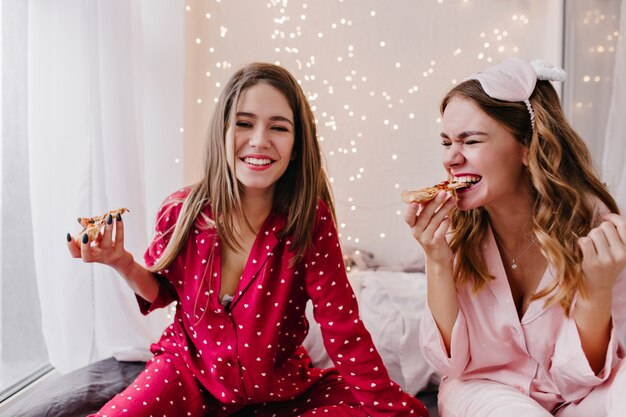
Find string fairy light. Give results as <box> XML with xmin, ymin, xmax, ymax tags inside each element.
<box><xmin>181</xmin><ymin>0</ymin><xmax>613</xmax><ymax>264</ymax></box>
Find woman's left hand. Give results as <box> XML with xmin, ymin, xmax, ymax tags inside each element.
<box><xmin>577</xmin><ymin>213</ymin><xmax>626</xmax><ymax>297</ymax></box>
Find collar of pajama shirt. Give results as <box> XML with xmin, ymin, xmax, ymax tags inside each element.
<box><xmin>453</xmin><ymin>227</ymin><xmax>563</xmax><ymax>404</ymax></box>
<box><xmin>150</xmin><ymin>210</ymin><xmax>323</xmax><ymax>403</ymax></box>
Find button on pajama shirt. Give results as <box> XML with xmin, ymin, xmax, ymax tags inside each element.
<box><xmin>420</xmin><ymin>224</ymin><xmax>626</xmax><ymax>417</ymax></box>
<box><xmin>91</xmin><ymin>188</ymin><xmax>427</xmax><ymax>417</ymax></box>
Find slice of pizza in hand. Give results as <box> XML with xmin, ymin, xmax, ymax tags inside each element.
<box><xmin>401</xmin><ymin>180</ymin><xmax>471</xmax><ymax>204</ymax></box>
<box><xmin>77</xmin><ymin>208</ymin><xmax>130</xmax><ymax>241</ymax></box>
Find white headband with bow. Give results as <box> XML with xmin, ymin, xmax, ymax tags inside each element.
<box><xmin>468</xmin><ymin>57</ymin><xmax>567</xmax><ymax>130</ymax></box>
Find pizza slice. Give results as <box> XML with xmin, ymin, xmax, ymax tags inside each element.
<box><xmin>77</xmin><ymin>208</ymin><xmax>129</xmax><ymax>241</ymax></box>
<box><xmin>401</xmin><ymin>180</ymin><xmax>470</xmax><ymax>204</ymax></box>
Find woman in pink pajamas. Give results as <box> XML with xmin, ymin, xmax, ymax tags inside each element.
<box><xmin>68</xmin><ymin>63</ymin><xmax>427</xmax><ymax>417</ymax></box>
<box><xmin>404</xmin><ymin>57</ymin><xmax>626</xmax><ymax>416</ymax></box>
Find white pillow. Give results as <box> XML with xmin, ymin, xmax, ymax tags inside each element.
<box><xmin>302</xmin><ymin>269</ymin><xmax>439</xmax><ymax>395</ymax></box>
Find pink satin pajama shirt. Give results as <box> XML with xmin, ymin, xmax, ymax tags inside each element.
<box><xmin>93</xmin><ymin>188</ymin><xmax>426</xmax><ymax>417</ymax></box>
<box><xmin>420</xmin><ymin>225</ymin><xmax>626</xmax><ymax>416</ymax></box>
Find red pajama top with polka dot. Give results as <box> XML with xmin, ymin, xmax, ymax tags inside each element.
<box><xmin>138</xmin><ymin>188</ymin><xmax>426</xmax><ymax>416</ymax></box>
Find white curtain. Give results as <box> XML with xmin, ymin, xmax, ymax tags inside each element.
<box><xmin>602</xmin><ymin>1</ymin><xmax>626</xmax><ymax>212</ymax></box>
<box><xmin>28</xmin><ymin>0</ymin><xmax>184</xmax><ymax>373</ymax></box>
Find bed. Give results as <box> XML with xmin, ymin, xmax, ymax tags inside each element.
<box><xmin>2</xmin><ymin>266</ymin><xmax>439</xmax><ymax>416</ymax></box>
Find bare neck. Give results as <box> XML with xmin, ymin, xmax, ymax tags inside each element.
<box><xmin>486</xmin><ymin>192</ymin><xmax>535</xmax><ymax>249</ymax></box>
<box><xmin>237</xmin><ymin>192</ymin><xmax>274</xmax><ymax>234</ymax></box>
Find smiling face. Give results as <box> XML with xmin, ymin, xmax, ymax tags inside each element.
<box><xmin>441</xmin><ymin>96</ymin><xmax>530</xmax><ymax>211</ymax></box>
<box><xmin>227</xmin><ymin>83</ymin><xmax>295</xmax><ymax>199</ymax></box>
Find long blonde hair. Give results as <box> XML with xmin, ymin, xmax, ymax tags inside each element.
<box><xmin>149</xmin><ymin>63</ymin><xmax>335</xmax><ymax>272</ymax></box>
<box><xmin>442</xmin><ymin>79</ymin><xmax>619</xmax><ymax>314</ymax></box>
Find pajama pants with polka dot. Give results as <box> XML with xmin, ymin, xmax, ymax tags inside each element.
<box><xmin>89</xmin><ymin>354</ymin><xmax>225</xmax><ymax>417</ymax></box>
<box><xmin>90</xmin><ymin>354</ymin><xmax>369</xmax><ymax>417</ymax></box>
<box><xmin>238</xmin><ymin>370</ymin><xmax>369</xmax><ymax>417</ymax></box>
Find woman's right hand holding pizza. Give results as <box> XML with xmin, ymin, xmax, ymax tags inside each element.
<box><xmin>403</xmin><ymin>191</ymin><xmax>455</xmax><ymax>266</ymax></box>
<box><xmin>67</xmin><ymin>213</ymin><xmax>159</xmax><ymax>302</ymax></box>
<box><xmin>67</xmin><ymin>213</ymin><xmax>134</xmax><ymax>276</ymax></box>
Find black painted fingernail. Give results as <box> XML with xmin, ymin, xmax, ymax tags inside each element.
<box><xmin>116</xmin><ymin>213</ymin><xmax>122</xmax><ymax>221</ymax></box>
<box><xmin>82</xmin><ymin>234</ymin><xmax>89</xmax><ymax>244</ymax></box>
<box><xmin>107</xmin><ymin>214</ymin><xmax>112</xmax><ymax>225</ymax></box>
<box><xmin>66</xmin><ymin>233</ymin><xmax>72</xmax><ymax>242</ymax></box>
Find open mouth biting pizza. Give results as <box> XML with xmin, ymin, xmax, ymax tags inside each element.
<box><xmin>77</xmin><ymin>208</ymin><xmax>129</xmax><ymax>241</ymax></box>
<box><xmin>401</xmin><ymin>180</ymin><xmax>472</xmax><ymax>204</ymax></box>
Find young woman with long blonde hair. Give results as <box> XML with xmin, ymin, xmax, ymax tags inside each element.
<box><xmin>405</xmin><ymin>58</ymin><xmax>626</xmax><ymax>417</ymax></box>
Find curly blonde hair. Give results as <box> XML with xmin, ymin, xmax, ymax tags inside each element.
<box><xmin>442</xmin><ymin>79</ymin><xmax>619</xmax><ymax>314</ymax></box>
